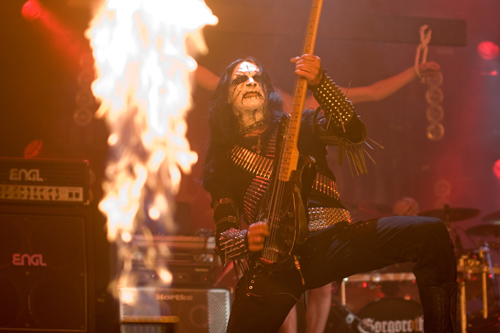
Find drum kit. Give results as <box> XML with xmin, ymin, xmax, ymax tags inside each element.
<box><xmin>326</xmin><ymin>205</ymin><xmax>500</xmax><ymax>333</ymax></box>
<box><xmin>457</xmin><ymin>209</ymin><xmax>500</xmax><ymax>332</ymax></box>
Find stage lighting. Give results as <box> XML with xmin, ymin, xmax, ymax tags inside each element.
<box><xmin>21</xmin><ymin>0</ymin><xmax>43</xmax><ymax>21</ymax></box>
<box><xmin>478</xmin><ymin>41</ymin><xmax>499</xmax><ymax>60</ymax></box>
<box><xmin>494</xmin><ymin>159</ymin><xmax>500</xmax><ymax>180</ymax></box>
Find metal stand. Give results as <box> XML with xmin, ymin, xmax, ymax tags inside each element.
<box><xmin>458</xmin><ymin>244</ymin><xmax>500</xmax><ymax>332</ymax></box>
<box><xmin>458</xmin><ymin>256</ymin><xmax>468</xmax><ymax>333</ymax></box>
<box><xmin>333</xmin><ymin>290</ymin><xmax>374</xmax><ymax>333</ymax></box>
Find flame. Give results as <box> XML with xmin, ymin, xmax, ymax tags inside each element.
<box><xmin>85</xmin><ymin>0</ymin><xmax>217</xmax><ymax>293</ymax></box>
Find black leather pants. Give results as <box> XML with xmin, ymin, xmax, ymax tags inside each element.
<box><xmin>226</xmin><ymin>216</ymin><xmax>456</xmax><ymax>332</ymax></box>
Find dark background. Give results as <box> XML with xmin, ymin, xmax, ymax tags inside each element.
<box><xmin>0</xmin><ymin>0</ymin><xmax>499</xmax><ymax>328</ymax></box>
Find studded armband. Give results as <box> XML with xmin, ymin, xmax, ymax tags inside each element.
<box><xmin>312</xmin><ymin>72</ymin><xmax>355</xmax><ymax>132</ymax></box>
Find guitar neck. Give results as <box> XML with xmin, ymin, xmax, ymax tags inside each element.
<box><xmin>279</xmin><ymin>0</ymin><xmax>323</xmax><ymax>182</ymax></box>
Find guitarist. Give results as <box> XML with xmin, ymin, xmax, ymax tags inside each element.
<box><xmin>202</xmin><ymin>54</ymin><xmax>457</xmax><ymax>333</ymax></box>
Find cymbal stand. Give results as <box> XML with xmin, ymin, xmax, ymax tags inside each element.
<box><xmin>480</xmin><ymin>247</ymin><xmax>490</xmax><ymax>319</ymax></box>
<box><xmin>458</xmin><ymin>255</ymin><xmax>468</xmax><ymax>333</ymax></box>
<box><xmin>340</xmin><ymin>278</ymin><xmax>346</xmax><ymax>305</ymax></box>
<box><xmin>478</xmin><ymin>244</ymin><xmax>500</xmax><ymax>318</ymax></box>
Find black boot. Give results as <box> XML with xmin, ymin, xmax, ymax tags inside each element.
<box><xmin>419</xmin><ymin>282</ymin><xmax>457</xmax><ymax>332</ymax></box>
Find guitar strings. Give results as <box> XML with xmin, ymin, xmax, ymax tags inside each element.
<box><xmin>265</xmin><ymin>146</ymin><xmax>285</xmax><ymax>261</ymax></box>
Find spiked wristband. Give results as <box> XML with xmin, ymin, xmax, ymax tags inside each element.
<box><xmin>218</xmin><ymin>228</ymin><xmax>249</xmax><ymax>261</ymax></box>
<box><xmin>312</xmin><ymin>72</ymin><xmax>355</xmax><ymax>131</ymax></box>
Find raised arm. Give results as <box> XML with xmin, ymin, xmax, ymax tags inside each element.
<box><xmin>345</xmin><ymin>61</ymin><xmax>440</xmax><ymax>104</ymax></box>
<box><xmin>193</xmin><ymin>65</ymin><xmax>220</xmax><ymax>91</ymax></box>
<box><xmin>288</xmin><ymin>61</ymin><xmax>441</xmax><ymax>110</ymax></box>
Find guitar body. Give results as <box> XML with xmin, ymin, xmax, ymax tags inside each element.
<box><xmin>258</xmin><ymin>155</ymin><xmax>316</xmax><ymax>266</ymax></box>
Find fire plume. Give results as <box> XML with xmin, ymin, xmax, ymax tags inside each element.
<box><xmin>85</xmin><ymin>0</ymin><xmax>217</xmax><ymax>292</ymax></box>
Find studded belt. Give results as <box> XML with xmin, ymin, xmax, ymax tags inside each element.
<box><xmin>308</xmin><ymin>207</ymin><xmax>351</xmax><ymax>232</ymax></box>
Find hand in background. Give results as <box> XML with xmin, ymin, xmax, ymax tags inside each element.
<box><xmin>417</xmin><ymin>61</ymin><xmax>441</xmax><ymax>78</ymax></box>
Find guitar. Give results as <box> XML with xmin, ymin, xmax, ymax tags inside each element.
<box><xmin>259</xmin><ymin>0</ymin><xmax>324</xmax><ymax>265</ymax></box>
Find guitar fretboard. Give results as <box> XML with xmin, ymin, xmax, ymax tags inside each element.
<box><xmin>279</xmin><ymin>0</ymin><xmax>324</xmax><ymax>182</ymax></box>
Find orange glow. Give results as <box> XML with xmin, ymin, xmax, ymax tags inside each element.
<box><xmin>86</xmin><ymin>0</ymin><xmax>217</xmax><ymax>292</ymax></box>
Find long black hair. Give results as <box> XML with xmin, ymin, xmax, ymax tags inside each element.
<box><xmin>201</xmin><ymin>57</ymin><xmax>284</xmax><ymax>191</ymax></box>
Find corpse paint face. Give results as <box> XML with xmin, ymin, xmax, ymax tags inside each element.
<box><xmin>228</xmin><ymin>61</ymin><xmax>265</xmax><ymax>127</ymax></box>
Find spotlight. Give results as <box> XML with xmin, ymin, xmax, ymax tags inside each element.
<box><xmin>480</xmin><ymin>70</ymin><xmax>498</xmax><ymax>77</ymax></box>
<box><xmin>21</xmin><ymin>0</ymin><xmax>43</xmax><ymax>21</ymax></box>
<box><xmin>494</xmin><ymin>159</ymin><xmax>500</xmax><ymax>180</ymax></box>
<box><xmin>478</xmin><ymin>41</ymin><xmax>500</xmax><ymax>60</ymax></box>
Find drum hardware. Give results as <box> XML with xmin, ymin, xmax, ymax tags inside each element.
<box><xmin>466</xmin><ymin>307</ymin><xmax>500</xmax><ymax>332</ymax></box>
<box><xmin>466</xmin><ymin>223</ymin><xmax>500</xmax><ymax>238</ymax></box>
<box><xmin>457</xmin><ymin>244</ymin><xmax>500</xmax><ymax>333</ymax></box>
<box><xmin>338</xmin><ymin>269</ymin><xmax>460</xmax><ymax>332</ymax></box>
<box><xmin>356</xmin><ymin>298</ymin><xmax>424</xmax><ymax>333</ymax></box>
<box><xmin>330</xmin><ymin>293</ymin><xmax>375</xmax><ymax>333</ymax></box>
<box><xmin>482</xmin><ymin>210</ymin><xmax>500</xmax><ymax>224</ymax></box>
<box><xmin>451</xmin><ymin>225</ymin><xmax>466</xmax><ymax>253</ymax></box>
<box><xmin>344</xmin><ymin>272</ymin><xmax>416</xmax><ymax>284</ymax></box>
<box><xmin>459</xmin><ymin>277</ymin><xmax>467</xmax><ymax>333</ymax></box>
<box><xmin>419</xmin><ymin>205</ymin><xmax>480</xmax><ymax>221</ymax></box>
<box><xmin>419</xmin><ymin>204</ymin><xmax>480</xmax><ymax>228</ymax></box>
<box><xmin>340</xmin><ymin>276</ymin><xmax>384</xmax><ymax>316</ymax></box>
<box><xmin>458</xmin><ymin>214</ymin><xmax>500</xmax><ymax>331</ymax></box>
<box><xmin>339</xmin><ymin>270</ymin><xmax>419</xmax><ymax>327</ymax></box>
<box><xmin>351</xmin><ymin>200</ymin><xmax>392</xmax><ymax>218</ymax></box>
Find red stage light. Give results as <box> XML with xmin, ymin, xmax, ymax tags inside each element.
<box><xmin>478</xmin><ymin>41</ymin><xmax>500</xmax><ymax>60</ymax></box>
<box><xmin>23</xmin><ymin>139</ymin><xmax>44</xmax><ymax>158</ymax></box>
<box><xmin>480</xmin><ymin>70</ymin><xmax>498</xmax><ymax>76</ymax></box>
<box><xmin>21</xmin><ymin>0</ymin><xmax>43</xmax><ymax>21</ymax></box>
<box><xmin>494</xmin><ymin>159</ymin><xmax>500</xmax><ymax>180</ymax></box>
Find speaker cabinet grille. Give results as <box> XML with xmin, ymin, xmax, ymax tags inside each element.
<box><xmin>0</xmin><ymin>206</ymin><xmax>92</xmax><ymax>332</ymax></box>
<box><xmin>119</xmin><ymin>287</ymin><xmax>231</xmax><ymax>333</ymax></box>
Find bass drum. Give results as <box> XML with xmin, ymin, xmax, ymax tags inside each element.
<box><xmin>324</xmin><ymin>298</ymin><xmax>423</xmax><ymax>333</ymax></box>
<box><xmin>356</xmin><ymin>298</ymin><xmax>423</xmax><ymax>333</ymax></box>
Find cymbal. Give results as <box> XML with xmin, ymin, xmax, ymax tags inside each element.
<box><xmin>482</xmin><ymin>211</ymin><xmax>500</xmax><ymax>224</ymax></box>
<box><xmin>466</xmin><ymin>224</ymin><xmax>500</xmax><ymax>237</ymax></box>
<box><xmin>353</xmin><ymin>200</ymin><xmax>392</xmax><ymax>217</ymax></box>
<box><xmin>419</xmin><ymin>207</ymin><xmax>480</xmax><ymax>222</ymax></box>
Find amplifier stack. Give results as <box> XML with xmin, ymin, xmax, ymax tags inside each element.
<box><xmin>119</xmin><ymin>234</ymin><xmax>231</xmax><ymax>332</ymax></box>
<box><xmin>130</xmin><ymin>234</ymin><xmax>218</xmax><ymax>289</ymax></box>
<box><xmin>0</xmin><ymin>158</ymin><xmax>94</xmax><ymax>332</ymax></box>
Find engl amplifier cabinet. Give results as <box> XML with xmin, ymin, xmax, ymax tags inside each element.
<box><xmin>0</xmin><ymin>158</ymin><xmax>94</xmax><ymax>332</ymax></box>
<box><xmin>0</xmin><ymin>157</ymin><xmax>89</xmax><ymax>205</ymax></box>
<box><xmin>119</xmin><ymin>287</ymin><xmax>231</xmax><ymax>333</ymax></box>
